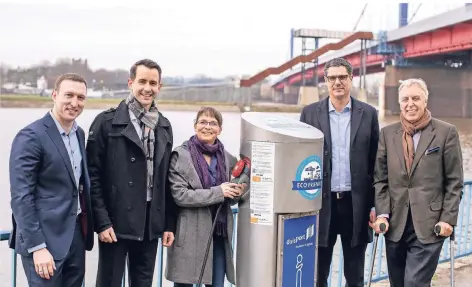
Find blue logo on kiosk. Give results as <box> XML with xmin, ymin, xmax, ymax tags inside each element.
<box><xmin>292</xmin><ymin>155</ymin><xmax>322</xmax><ymax>200</ymax></box>
<box><xmin>282</xmin><ymin>215</ymin><xmax>317</xmax><ymax>287</ymax></box>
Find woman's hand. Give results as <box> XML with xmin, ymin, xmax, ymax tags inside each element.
<box><xmin>237</xmin><ymin>183</ymin><xmax>248</xmax><ymax>193</ymax></box>
<box><xmin>220</xmin><ymin>182</ymin><xmax>241</xmax><ymax>199</ymax></box>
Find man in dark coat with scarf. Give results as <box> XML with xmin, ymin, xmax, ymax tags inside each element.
<box><xmin>86</xmin><ymin>59</ymin><xmax>177</xmax><ymax>286</ymax></box>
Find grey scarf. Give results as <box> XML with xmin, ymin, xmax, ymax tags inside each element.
<box><xmin>125</xmin><ymin>92</ymin><xmax>159</xmax><ymax>200</ymax></box>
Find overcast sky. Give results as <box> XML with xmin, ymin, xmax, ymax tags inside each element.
<box><xmin>0</xmin><ymin>0</ymin><xmax>466</xmax><ymax>77</ymax></box>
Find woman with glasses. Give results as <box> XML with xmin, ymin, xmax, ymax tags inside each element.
<box><xmin>165</xmin><ymin>106</ymin><xmax>245</xmax><ymax>287</ymax></box>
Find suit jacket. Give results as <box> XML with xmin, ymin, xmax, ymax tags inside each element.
<box><xmin>9</xmin><ymin>113</ymin><xmax>94</xmax><ymax>260</ymax></box>
<box><xmin>374</xmin><ymin>118</ymin><xmax>463</xmax><ymax>244</ymax></box>
<box><xmin>300</xmin><ymin>96</ymin><xmax>380</xmax><ymax>247</ymax></box>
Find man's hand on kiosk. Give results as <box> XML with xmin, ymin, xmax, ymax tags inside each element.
<box><xmin>372</xmin><ymin>217</ymin><xmax>389</xmax><ymax>234</ymax></box>
<box><xmin>434</xmin><ymin>221</ymin><xmax>453</xmax><ymax>237</ymax></box>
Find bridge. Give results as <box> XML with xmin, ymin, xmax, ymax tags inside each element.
<box><xmin>240</xmin><ymin>4</ymin><xmax>472</xmax><ymax>118</ymax></box>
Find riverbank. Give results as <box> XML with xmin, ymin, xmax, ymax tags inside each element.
<box><xmin>0</xmin><ymin>95</ymin><xmax>304</xmax><ymax>113</ymax></box>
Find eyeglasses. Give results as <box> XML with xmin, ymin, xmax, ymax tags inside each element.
<box><xmin>326</xmin><ymin>75</ymin><xmax>350</xmax><ymax>83</ymax></box>
<box><xmin>197</xmin><ymin>120</ymin><xmax>219</xmax><ymax>127</ymax></box>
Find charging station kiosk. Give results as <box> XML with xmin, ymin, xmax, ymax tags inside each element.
<box><xmin>235</xmin><ymin>112</ymin><xmax>324</xmax><ymax>287</ymax></box>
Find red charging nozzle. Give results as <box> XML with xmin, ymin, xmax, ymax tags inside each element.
<box><xmin>231</xmin><ymin>159</ymin><xmax>246</xmax><ymax>178</ymax></box>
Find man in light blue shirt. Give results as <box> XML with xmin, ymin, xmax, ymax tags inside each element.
<box><xmin>329</xmin><ymin>99</ymin><xmax>352</xmax><ymax>193</ymax></box>
<box><xmin>300</xmin><ymin>58</ymin><xmax>380</xmax><ymax>287</ymax></box>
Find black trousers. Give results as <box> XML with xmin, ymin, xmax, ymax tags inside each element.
<box><xmin>385</xmin><ymin>209</ymin><xmax>444</xmax><ymax>287</ymax></box>
<box><xmin>317</xmin><ymin>192</ymin><xmax>367</xmax><ymax>287</ymax></box>
<box><xmin>21</xmin><ymin>218</ymin><xmax>86</xmax><ymax>287</ymax></box>
<box><xmin>96</xmin><ymin>202</ymin><xmax>159</xmax><ymax>287</ymax></box>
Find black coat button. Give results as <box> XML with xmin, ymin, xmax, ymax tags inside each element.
<box><xmin>324</xmin><ymin>151</ymin><xmax>329</xmax><ymax>156</ymax></box>
<box><xmin>130</xmin><ymin>157</ymin><xmax>135</xmax><ymax>162</ymax></box>
<box><xmin>128</xmin><ymin>181</ymin><xmax>133</xmax><ymax>187</ymax></box>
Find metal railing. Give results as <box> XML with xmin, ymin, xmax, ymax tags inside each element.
<box><xmin>2</xmin><ymin>180</ymin><xmax>471</xmax><ymax>287</ymax></box>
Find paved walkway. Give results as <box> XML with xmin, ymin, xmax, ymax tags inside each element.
<box><xmin>372</xmin><ymin>256</ymin><xmax>472</xmax><ymax>287</ymax></box>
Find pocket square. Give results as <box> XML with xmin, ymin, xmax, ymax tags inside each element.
<box><xmin>425</xmin><ymin>146</ymin><xmax>440</xmax><ymax>155</ymax></box>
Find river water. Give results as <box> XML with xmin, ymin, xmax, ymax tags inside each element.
<box><xmin>0</xmin><ymin>108</ymin><xmax>471</xmax><ymax>286</ymax></box>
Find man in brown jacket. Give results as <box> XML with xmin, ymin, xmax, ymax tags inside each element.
<box><xmin>373</xmin><ymin>78</ymin><xmax>463</xmax><ymax>286</ymax></box>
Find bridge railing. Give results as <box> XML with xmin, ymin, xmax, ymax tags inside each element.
<box><xmin>2</xmin><ymin>180</ymin><xmax>471</xmax><ymax>287</ymax></box>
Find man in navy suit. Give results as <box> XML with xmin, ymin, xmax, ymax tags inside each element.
<box><xmin>9</xmin><ymin>73</ymin><xmax>94</xmax><ymax>286</ymax></box>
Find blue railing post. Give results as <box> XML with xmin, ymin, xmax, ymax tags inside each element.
<box><xmin>465</xmin><ymin>188</ymin><xmax>472</xmax><ymax>252</ymax></box>
<box><xmin>0</xmin><ymin>230</ymin><xmax>17</xmax><ymax>287</ymax></box>
<box><xmin>11</xmin><ymin>250</ymin><xmax>16</xmax><ymax>287</ymax></box>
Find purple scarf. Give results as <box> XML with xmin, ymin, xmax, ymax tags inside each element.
<box><xmin>187</xmin><ymin>135</ymin><xmax>228</xmax><ymax>237</ymax></box>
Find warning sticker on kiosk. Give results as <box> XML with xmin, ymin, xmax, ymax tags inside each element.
<box><xmin>292</xmin><ymin>155</ymin><xmax>322</xmax><ymax>200</ymax></box>
<box><xmin>250</xmin><ymin>141</ymin><xmax>275</xmax><ymax>225</ymax></box>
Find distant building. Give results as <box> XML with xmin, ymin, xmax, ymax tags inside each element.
<box><xmin>37</xmin><ymin>76</ymin><xmax>47</xmax><ymax>90</ymax></box>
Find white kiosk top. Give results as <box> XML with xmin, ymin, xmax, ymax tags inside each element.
<box><xmin>241</xmin><ymin>112</ymin><xmax>324</xmax><ymax>140</ymax></box>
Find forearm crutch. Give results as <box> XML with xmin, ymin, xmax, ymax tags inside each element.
<box><xmin>434</xmin><ymin>225</ymin><xmax>455</xmax><ymax>287</ymax></box>
<box><xmin>367</xmin><ymin>223</ymin><xmax>386</xmax><ymax>287</ymax></box>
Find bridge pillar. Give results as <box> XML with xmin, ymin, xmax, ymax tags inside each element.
<box><xmin>357</xmin><ymin>88</ymin><xmax>367</xmax><ymax>103</ymax></box>
<box><xmin>298</xmin><ymin>86</ymin><xmax>319</xmax><ymax>106</ymax></box>
<box><xmin>378</xmin><ymin>83</ymin><xmax>386</xmax><ymax>119</ymax></box>
<box><xmin>383</xmin><ymin>66</ymin><xmax>472</xmax><ymax>118</ymax></box>
<box><xmin>283</xmin><ymin>85</ymin><xmax>300</xmax><ymax>105</ymax></box>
